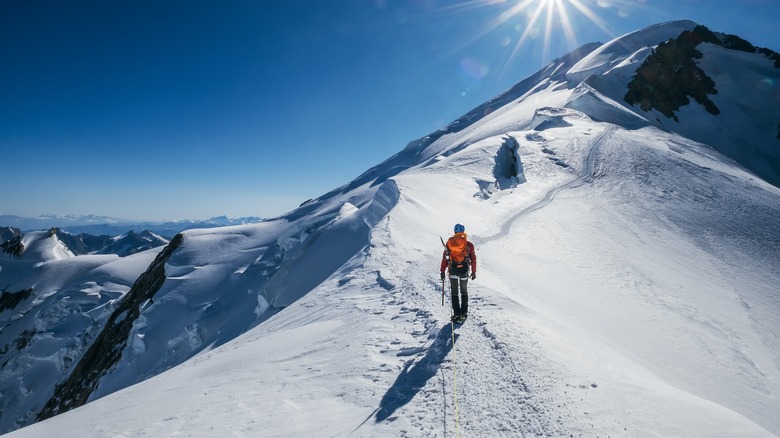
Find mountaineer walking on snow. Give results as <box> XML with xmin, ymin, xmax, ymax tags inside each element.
<box><xmin>440</xmin><ymin>223</ymin><xmax>477</xmax><ymax>323</ymax></box>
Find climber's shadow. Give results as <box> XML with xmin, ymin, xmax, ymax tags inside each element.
<box><xmin>375</xmin><ymin>323</ymin><xmax>458</xmax><ymax>422</ymax></box>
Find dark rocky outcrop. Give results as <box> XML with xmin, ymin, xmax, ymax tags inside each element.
<box><xmin>0</xmin><ymin>227</ymin><xmax>20</xmax><ymax>244</ymax></box>
<box><xmin>0</xmin><ymin>288</ymin><xmax>33</xmax><ymax>312</ymax></box>
<box><xmin>54</xmin><ymin>231</ymin><xmax>114</xmax><ymax>255</ymax></box>
<box><xmin>97</xmin><ymin>230</ymin><xmax>168</xmax><ymax>256</ymax></box>
<box><xmin>1</xmin><ymin>233</ymin><xmax>24</xmax><ymax>258</ymax></box>
<box><xmin>624</xmin><ymin>25</ymin><xmax>720</xmax><ymax>122</ymax></box>
<box><xmin>625</xmin><ymin>25</ymin><xmax>780</xmax><ymax>123</ymax></box>
<box><xmin>757</xmin><ymin>47</ymin><xmax>780</xmax><ymax>68</ymax></box>
<box><xmin>37</xmin><ymin>233</ymin><xmax>184</xmax><ymax>421</ymax></box>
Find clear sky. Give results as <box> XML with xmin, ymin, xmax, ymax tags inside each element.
<box><xmin>1</xmin><ymin>0</ymin><xmax>777</xmax><ymax>221</ymax></box>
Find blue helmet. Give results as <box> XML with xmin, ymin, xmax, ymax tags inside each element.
<box><xmin>454</xmin><ymin>223</ymin><xmax>465</xmax><ymax>233</ymax></box>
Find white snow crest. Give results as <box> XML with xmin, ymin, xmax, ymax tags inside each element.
<box><xmin>4</xmin><ymin>19</ymin><xmax>780</xmax><ymax>438</ymax></box>
<box><xmin>566</xmin><ymin>20</ymin><xmax>697</xmax><ymax>84</ymax></box>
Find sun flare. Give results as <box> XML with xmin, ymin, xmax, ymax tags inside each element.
<box><xmin>493</xmin><ymin>0</ymin><xmax>616</xmax><ymax>83</ymax></box>
<box><xmin>417</xmin><ymin>0</ymin><xmax>634</xmax><ymax>94</ymax></box>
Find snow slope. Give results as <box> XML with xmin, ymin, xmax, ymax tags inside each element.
<box><xmin>0</xmin><ymin>231</ymin><xmax>161</xmax><ymax>432</ymax></box>
<box><xmin>4</xmin><ymin>20</ymin><xmax>780</xmax><ymax>437</ymax></box>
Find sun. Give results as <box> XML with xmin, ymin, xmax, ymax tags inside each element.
<box><xmin>496</xmin><ymin>0</ymin><xmax>615</xmax><ymax>81</ymax></box>
<box><xmin>417</xmin><ymin>0</ymin><xmax>626</xmax><ymax>93</ymax></box>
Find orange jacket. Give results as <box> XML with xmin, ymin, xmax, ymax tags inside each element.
<box><xmin>440</xmin><ymin>241</ymin><xmax>476</xmax><ymax>273</ymax></box>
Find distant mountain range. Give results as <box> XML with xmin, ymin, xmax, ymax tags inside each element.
<box><xmin>0</xmin><ymin>215</ymin><xmax>265</xmax><ymax>238</ymax></box>
<box><xmin>1</xmin><ymin>227</ymin><xmax>169</xmax><ymax>258</ymax></box>
<box><xmin>2</xmin><ymin>21</ymin><xmax>779</xmax><ymax>437</ymax></box>
<box><xmin>1</xmin><ymin>214</ymin><xmax>265</xmax><ymax>258</ymax></box>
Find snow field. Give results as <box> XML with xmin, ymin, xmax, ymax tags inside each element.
<box><xmin>4</xmin><ymin>20</ymin><xmax>780</xmax><ymax>437</ymax></box>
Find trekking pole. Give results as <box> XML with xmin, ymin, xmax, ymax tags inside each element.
<box><xmin>439</xmin><ymin>236</ymin><xmax>448</xmax><ymax>307</ymax></box>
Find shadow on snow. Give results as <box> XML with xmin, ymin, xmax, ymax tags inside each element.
<box><xmin>375</xmin><ymin>323</ymin><xmax>459</xmax><ymax>423</ymax></box>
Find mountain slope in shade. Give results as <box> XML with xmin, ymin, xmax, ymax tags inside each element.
<box><xmin>0</xmin><ymin>230</ymin><xmax>161</xmax><ymax>432</ymax></box>
<box><xmin>2</xmin><ymin>20</ymin><xmax>779</xmax><ymax>437</ymax></box>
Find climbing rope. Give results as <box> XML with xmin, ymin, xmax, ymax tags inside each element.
<box><xmin>448</xmin><ymin>290</ymin><xmax>461</xmax><ymax>437</ymax></box>
<box><xmin>452</xmin><ymin>312</ymin><xmax>460</xmax><ymax>437</ymax></box>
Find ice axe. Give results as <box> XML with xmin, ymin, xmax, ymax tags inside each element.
<box><xmin>439</xmin><ymin>236</ymin><xmax>448</xmax><ymax>306</ymax></box>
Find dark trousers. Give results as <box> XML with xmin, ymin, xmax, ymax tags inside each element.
<box><xmin>450</xmin><ymin>277</ymin><xmax>468</xmax><ymax>316</ymax></box>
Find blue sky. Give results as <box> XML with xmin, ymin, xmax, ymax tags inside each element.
<box><xmin>1</xmin><ymin>0</ymin><xmax>778</xmax><ymax>221</ymax></box>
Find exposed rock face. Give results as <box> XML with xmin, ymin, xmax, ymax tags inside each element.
<box><xmin>624</xmin><ymin>25</ymin><xmax>721</xmax><ymax>122</ymax></box>
<box><xmin>0</xmin><ymin>288</ymin><xmax>33</xmax><ymax>312</ymax></box>
<box><xmin>757</xmin><ymin>47</ymin><xmax>780</xmax><ymax>68</ymax></box>
<box><xmin>0</xmin><ymin>227</ymin><xmax>20</xmax><ymax>244</ymax></box>
<box><xmin>625</xmin><ymin>25</ymin><xmax>780</xmax><ymax>123</ymax></box>
<box><xmin>37</xmin><ymin>233</ymin><xmax>184</xmax><ymax>421</ymax></box>
<box><xmin>623</xmin><ymin>25</ymin><xmax>780</xmax><ymax>187</ymax></box>
<box><xmin>54</xmin><ymin>231</ymin><xmax>114</xmax><ymax>255</ymax></box>
<box><xmin>1</xmin><ymin>233</ymin><xmax>24</xmax><ymax>258</ymax></box>
<box><xmin>97</xmin><ymin>230</ymin><xmax>168</xmax><ymax>256</ymax></box>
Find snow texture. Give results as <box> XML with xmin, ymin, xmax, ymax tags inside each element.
<box><xmin>3</xmin><ymin>20</ymin><xmax>780</xmax><ymax>437</ymax></box>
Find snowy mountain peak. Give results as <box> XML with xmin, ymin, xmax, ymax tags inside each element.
<box><xmin>566</xmin><ymin>20</ymin><xmax>698</xmax><ymax>84</ymax></box>
<box><xmin>15</xmin><ymin>229</ymin><xmax>74</xmax><ymax>262</ymax></box>
<box><xmin>564</xmin><ymin>21</ymin><xmax>780</xmax><ymax>185</ymax></box>
<box><xmin>3</xmin><ymin>21</ymin><xmax>780</xmax><ymax>437</ymax></box>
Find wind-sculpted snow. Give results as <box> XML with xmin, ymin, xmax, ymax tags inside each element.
<box><xmin>16</xmin><ymin>230</ymin><xmax>74</xmax><ymax>262</ymax></box>
<box><xmin>332</xmin><ymin>43</ymin><xmax>601</xmax><ymax>199</ymax></box>
<box><xmin>564</xmin><ymin>20</ymin><xmax>780</xmax><ymax>187</ymax></box>
<box><xmin>38</xmin><ymin>234</ymin><xmax>184</xmax><ymax>421</ymax></box>
<box><xmin>60</xmin><ymin>177</ymin><xmax>403</xmax><ymax>409</ymax></box>
<box><xmin>5</xmin><ymin>20</ymin><xmax>780</xmax><ymax>437</ymax></box>
<box><xmin>0</xmin><ymin>240</ymin><xmax>160</xmax><ymax>433</ymax></box>
<box><xmin>491</xmin><ymin>134</ymin><xmax>525</xmax><ymax>191</ymax></box>
<box><xmin>374</xmin><ymin>323</ymin><xmax>456</xmax><ymax>423</ymax></box>
<box><xmin>566</xmin><ymin>20</ymin><xmax>697</xmax><ymax>84</ymax></box>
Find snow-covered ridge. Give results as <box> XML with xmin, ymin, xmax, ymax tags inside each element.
<box><xmin>0</xmin><ymin>243</ymin><xmax>159</xmax><ymax>432</ymax></box>
<box><xmin>563</xmin><ymin>20</ymin><xmax>780</xmax><ymax>186</ymax></box>
<box><xmin>18</xmin><ymin>230</ymin><xmax>74</xmax><ymax>262</ymax></box>
<box><xmin>566</xmin><ymin>20</ymin><xmax>698</xmax><ymax>83</ymax></box>
<box><xmin>3</xmin><ymin>20</ymin><xmax>780</xmax><ymax>437</ymax></box>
